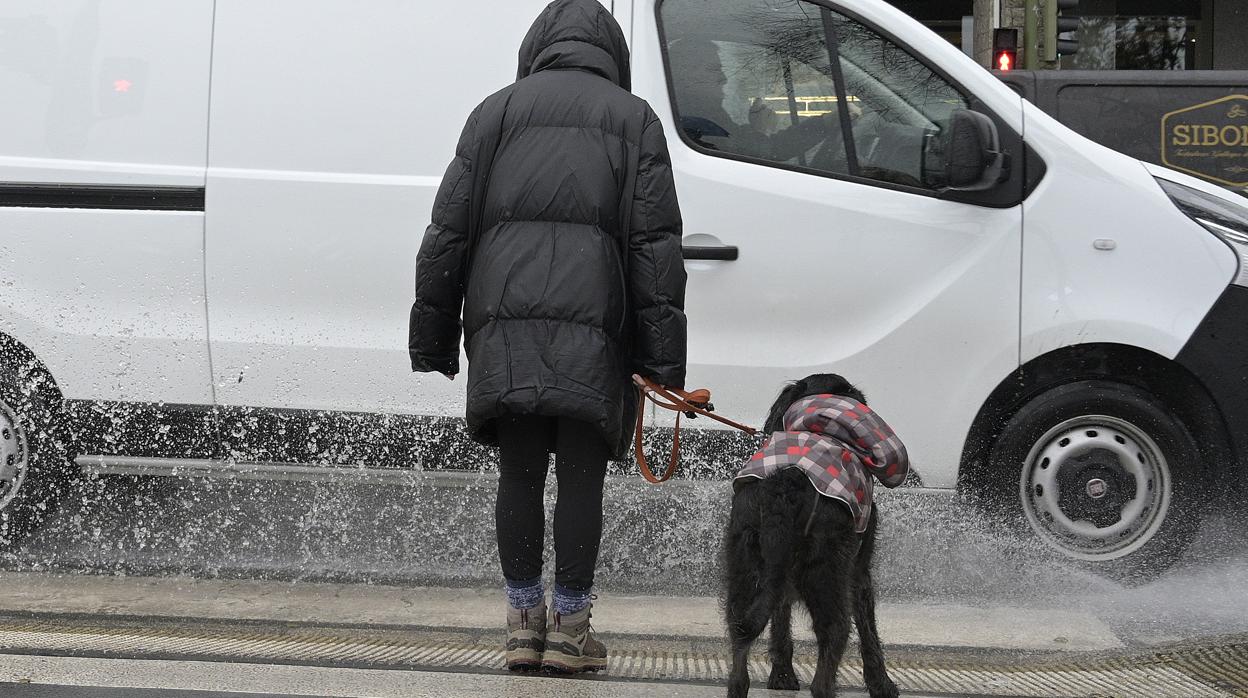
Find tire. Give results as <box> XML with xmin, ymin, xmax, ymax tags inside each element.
<box><xmin>0</xmin><ymin>352</ymin><xmax>74</xmax><ymax>545</ymax></box>
<box><xmin>986</xmin><ymin>380</ymin><xmax>1202</xmax><ymax>583</ymax></box>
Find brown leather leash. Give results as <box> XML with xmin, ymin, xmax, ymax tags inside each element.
<box><xmin>632</xmin><ymin>374</ymin><xmax>759</xmax><ymax>484</ymax></box>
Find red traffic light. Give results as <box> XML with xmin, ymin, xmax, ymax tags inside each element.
<box><xmin>993</xmin><ymin>28</ymin><xmax>1019</xmax><ymax>72</ymax></box>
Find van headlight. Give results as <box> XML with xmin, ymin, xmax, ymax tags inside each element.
<box><xmin>1157</xmin><ymin>177</ymin><xmax>1248</xmax><ymax>287</ymax></box>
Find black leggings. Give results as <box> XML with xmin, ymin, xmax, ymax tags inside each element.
<box><xmin>495</xmin><ymin>415</ymin><xmax>609</xmax><ymax>592</ymax></box>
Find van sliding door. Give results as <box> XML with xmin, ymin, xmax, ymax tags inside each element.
<box><xmin>0</xmin><ymin>1</ymin><xmax>216</xmax><ymax>464</ymax></box>
<box><xmin>203</xmin><ymin>0</ymin><xmax>552</xmax><ymax>468</ymax></box>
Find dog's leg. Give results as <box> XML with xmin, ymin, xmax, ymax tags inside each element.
<box><xmin>854</xmin><ymin>511</ymin><xmax>899</xmax><ymax>698</ymax></box>
<box><xmin>766</xmin><ymin>597</ymin><xmax>799</xmax><ymax>690</ymax></box>
<box><xmin>728</xmin><ymin>625</ymin><xmax>765</xmax><ymax>698</ymax></box>
<box><xmin>724</xmin><ymin>503</ymin><xmax>766</xmax><ymax>698</ymax></box>
<box><xmin>758</xmin><ymin>493</ymin><xmax>799</xmax><ymax>692</ymax></box>
<box><xmin>799</xmin><ymin>540</ymin><xmax>855</xmax><ymax>698</ymax></box>
<box><xmin>726</xmin><ymin>566</ymin><xmax>767</xmax><ymax>698</ymax></box>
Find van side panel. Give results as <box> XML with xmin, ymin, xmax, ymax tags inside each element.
<box><xmin>0</xmin><ymin>1</ymin><xmax>214</xmax><ymax>405</ymax></box>
<box><xmin>204</xmin><ymin>1</ymin><xmax>551</xmax><ymax>415</ymax></box>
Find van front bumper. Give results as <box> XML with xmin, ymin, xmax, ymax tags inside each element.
<box><xmin>1176</xmin><ymin>283</ymin><xmax>1248</xmax><ymax>486</ymax></box>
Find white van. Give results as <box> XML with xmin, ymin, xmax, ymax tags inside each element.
<box><xmin>1</xmin><ymin>0</ymin><xmax>1245</xmax><ymax>579</ymax></box>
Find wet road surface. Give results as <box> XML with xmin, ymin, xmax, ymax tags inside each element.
<box><xmin>3</xmin><ymin>472</ymin><xmax>1245</xmax><ymax>647</ymax></box>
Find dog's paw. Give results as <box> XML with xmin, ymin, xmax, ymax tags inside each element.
<box><xmin>767</xmin><ymin>667</ymin><xmax>800</xmax><ymax>691</ymax></box>
<box><xmin>867</xmin><ymin>677</ymin><xmax>899</xmax><ymax>698</ymax></box>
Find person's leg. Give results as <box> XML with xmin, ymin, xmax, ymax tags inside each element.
<box><xmin>495</xmin><ymin>414</ymin><xmax>553</xmax><ymax>603</ymax></box>
<box><xmin>496</xmin><ymin>414</ymin><xmax>553</xmax><ymax>671</ymax></box>
<box><xmin>551</xmin><ymin>417</ymin><xmax>610</xmax><ymax>612</ymax></box>
<box><xmin>542</xmin><ymin>416</ymin><xmax>610</xmax><ymax>673</ymax></box>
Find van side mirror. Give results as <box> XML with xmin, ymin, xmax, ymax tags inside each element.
<box><xmin>937</xmin><ymin>109</ymin><xmax>1008</xmax><ymax>191</ymax></box>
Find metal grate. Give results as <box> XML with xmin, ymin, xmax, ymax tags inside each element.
<box><xmin>0</xmin><ymin>617</ymin><xmax>1241</xmax><ymax>698</ymax></box>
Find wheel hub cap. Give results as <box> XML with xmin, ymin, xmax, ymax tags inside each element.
<box><xmin>1020</xmin><ymin>415</ymin><xmax>1171</xmax><ymax>562</ymax></box>
<box><xmin>1085</xmin><ymin>478</ymin><xmax>1107</xmax><ymax>499</ymax></box>
<box><xmin>0</xmin><ymin>399</ymin><xmax>28</xmax><ymax>510</ymax></box>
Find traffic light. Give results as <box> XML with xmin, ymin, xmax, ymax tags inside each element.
<box><xmin>993</xmin><ymin>28</ymin><xmax>1018</xmax><ymax>72</ymax></box>
<box><xmin>1043</xmin><ymin>0</ymin><xmax>1081</xmax><ymax>61</ymax></box>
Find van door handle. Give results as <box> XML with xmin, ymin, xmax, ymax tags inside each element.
<box><xmin>682</xmin><ymin>245</ymin><xmax>739</xmax><ymax>261</ymax></box>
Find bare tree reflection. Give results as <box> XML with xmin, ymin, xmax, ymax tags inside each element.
<box><xmin>1071</xmin><ymin>16</ymin><xmax>1191</xmax><ymax>70</ymax></box>
<box><xmin>1117</xmin><ymin>18</ymin><xmax>1188</xmax><ymax>70</ymax></box>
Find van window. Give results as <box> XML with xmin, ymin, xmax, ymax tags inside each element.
<box><xmin>660</xmin><ymin>0</ymin><xmax>970</xmax><ymax>191</ymax></box>
<box><xmin>661</xmin><ymin>0</ymin><xmax>851</xmax><ymax>176</ymax></box>
<box><xmin>829</xmin><ymin>12</ymin><xmax>970</xmax><ymax>188</ymax></box>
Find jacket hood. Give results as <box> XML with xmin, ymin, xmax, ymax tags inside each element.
<box><xmin>734</xmin><ymin>395</ymin><xmax>910</xmax><ymax>534</ymax></box>
<box><xmin>781</xmin><ymin>395</ymin><xmax>910</xmax><ymax>487</ymax></box>
<box><xmin>517</xmin><ymin>0</ymin><xmax>631</xmax><ymax>91</ymax></box>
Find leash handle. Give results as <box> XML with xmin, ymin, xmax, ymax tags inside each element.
<box><xmin>632</xmin><ymin>374</ymin><xmax>758</xmax><ymax>485</ymax></box>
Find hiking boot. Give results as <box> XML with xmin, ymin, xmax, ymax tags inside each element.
<box><xmin>506</xmin><ymin>600</ymin><xmax>547</xmax><ymax>671</ymax></box>
<box><xmin>542</xmin><ymin>605</ymin><xmax>607</xmax><ymax>673</ymax></box>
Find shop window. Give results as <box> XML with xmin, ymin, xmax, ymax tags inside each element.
<box><xmin>1065</xmin><ymin>0</ymin><xmax>1205</xmax><ymax>70</ymax></box>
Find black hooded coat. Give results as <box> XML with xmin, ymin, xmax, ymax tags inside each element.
<box><xmin>408</xmin><ymin>0</ymin><xmax>687</xmax><ymax>459</ymax></box>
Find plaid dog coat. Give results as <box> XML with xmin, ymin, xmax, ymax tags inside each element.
<box><xmin>734</xmin><ymin>394</ymin><xmax>910</xmax><ymax>533</ymax></box>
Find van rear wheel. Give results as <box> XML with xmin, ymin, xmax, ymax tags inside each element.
<box><xmin>987</xmin><ymin>381</ymin><xmax>1202</xmax><ymax>582</ymax></box>
<box><xmin>0</xmin><ymin>357</ymin><xmax>73</xmax><ymax>545</ymax></box>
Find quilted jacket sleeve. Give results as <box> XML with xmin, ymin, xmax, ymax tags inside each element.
<box><xmin>627</xmin><ymin>112</ymin><xmax>687</xmax><ymax>388</ymax></box>
<box><xmin>408</xmin><ymin>106</ymin><xmax>481</xmax><ymax>375</ymax></box>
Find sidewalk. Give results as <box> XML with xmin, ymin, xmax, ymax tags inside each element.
<box><xmin>0</xmin><ymin>571</ymin><xmax>1122</xmax><ymax>652</ymax></box>
<box><xmin>0</xmin><ymin>655</ymin><xmax>909</xmax><ymax>698</ymax></box>
<box><xmin>0</xmin><ymin>572</ymin><xmax>1240</xmax><ymax>697</ymax></box>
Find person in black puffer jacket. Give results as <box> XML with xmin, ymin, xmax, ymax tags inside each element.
<box><xmin>408</xmin><ymin>0</ymin><xmax>686</xmax><ymax>673</ymax></box>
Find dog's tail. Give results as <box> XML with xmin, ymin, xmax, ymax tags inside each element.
<box><xmin>742</xmin><ymin>474</ymin><xmax>804</xmax><ymax>630</ymax></box>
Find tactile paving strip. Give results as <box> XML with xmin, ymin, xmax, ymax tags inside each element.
<box><xmin>0</xmin><ymin>617</ymin><xmax>1242</xmax><ymax>698</ymax></box>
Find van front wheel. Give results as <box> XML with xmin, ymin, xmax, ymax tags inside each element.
<box><xmin>988</xmin><ymin>381</ymin><xmax>1202</xmax><ymax>582</ymax></box>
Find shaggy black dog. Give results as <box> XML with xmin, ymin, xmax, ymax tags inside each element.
<box><xmin>723</xmin><ymin>374</ymin><xmax>899</xmax><ymax>698</ymax></box>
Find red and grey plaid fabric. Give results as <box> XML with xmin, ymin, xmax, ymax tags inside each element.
<box><xmin>734</xmin><ymin>394</ymin><xmax>910</xmax><ymax>533</ymax></box>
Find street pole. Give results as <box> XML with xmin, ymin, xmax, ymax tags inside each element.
<box><xmin>1023</xmin><ymin>0</ymin><xmax>1039</xmax><ymax>69</ymax></box>
<box><xmin>972</xmin><ymin>0</ymin><xmax>995</xmax><ymax>68</ymax></box>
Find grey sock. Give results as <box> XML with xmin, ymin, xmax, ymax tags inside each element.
<box><xmin>505</xmin><ymin>578</ymin><xmax>544</xmax><ymax>610</ymax></box>
<box><xmin>553</xmin><ymin>584</ymin><xmax>592</xmax><ymax>615</ymax></box>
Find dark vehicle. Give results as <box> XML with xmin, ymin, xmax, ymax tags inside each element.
<box><xmin>999</xmin><ymin>70</ymin><xmax>1248</xmax><ymax>196</ymax></box>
